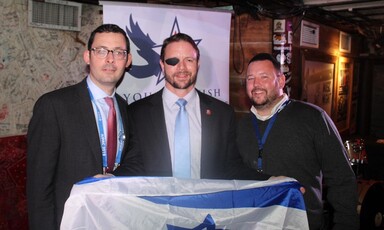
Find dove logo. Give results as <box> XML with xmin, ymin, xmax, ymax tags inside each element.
<box><xmin>125</xmin><ymin>14</ymin><xmax>163</xmax><ymax>83</ymax></box>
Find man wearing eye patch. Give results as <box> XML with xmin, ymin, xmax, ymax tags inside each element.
<box><xmin>126</xmin><ymin>33</ymin><xmax>270</xmax><ymax>180</ymax></box>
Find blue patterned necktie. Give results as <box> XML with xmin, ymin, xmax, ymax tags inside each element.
<box><xmin>174</xmin><ymin>98</ymin><xmax>191</xmax><ymax>178</ymax></box>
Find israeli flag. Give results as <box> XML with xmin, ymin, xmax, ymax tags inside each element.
<box><xmin>61</xmin><ymin>177</ymin><xmax>308</xmax><ymax>229</ymax></box>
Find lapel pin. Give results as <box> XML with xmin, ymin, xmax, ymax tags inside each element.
<box><xmin>206</xmin><ymin>109</ymin><xmax>212</xmax><ymax>116</ymax></box>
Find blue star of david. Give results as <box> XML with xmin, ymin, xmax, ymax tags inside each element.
<box><xmin>126</xmin><ymin>15</ymin><xmax>201</xmax><ymax>85</ymax></box>
<box><xmin>166</xmin><ymin>214</ymin><xmax>223</xmax><ymax>230</ymax></box>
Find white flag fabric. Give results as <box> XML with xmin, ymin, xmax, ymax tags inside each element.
<box><xmin>61</xmin><ymin>177</ymin><xmax>309</xmax><ymax>229</ymax></box>
<box><xmin>100</xmin><ymin>1</ymin><xmax>232</xmax><ymax>104</ymax></box>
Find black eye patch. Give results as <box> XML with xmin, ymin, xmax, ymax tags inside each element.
<box><xmin>165</xmin><ymin>57</ymin><xmax>180</xmax><ymax>66</ymax></box>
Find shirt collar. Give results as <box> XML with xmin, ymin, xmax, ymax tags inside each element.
<box><xmin>86</xmin><ymin>76</ymin><xmax>116</xmax><ymax>100</ymax></box>
<box><xmin>163</xmin><ymin>87</ymin><xmax>197</xmax><ymax>109</ymax></box>
<box><xmin>251</xmin><ymin>93</ymin><xmax>289</xmax><ymax>121</ymax></box>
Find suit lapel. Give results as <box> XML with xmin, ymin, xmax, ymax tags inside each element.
<box><xmin>148</xmin><ymin>90</ymin><xmax>173</xmax><ymax>170</ymax></box>
<box><xmin>197</xmin><ymin>91</ymin><xmax>215</xmax><ymax>173</ymax></box>
<box><xmin>116</xmin><ymin>96</ymin><xmax>128</xmax><ymax>154</ymax></box>
<box><xmin>75</xmin><ymin>79</ymin><xmax>103</xmax><ymax>167</ymax></box>
<box><xmin>149</xmin><ymin>90</ymin><xmax>171</xmax><ymax>152</ymax></box>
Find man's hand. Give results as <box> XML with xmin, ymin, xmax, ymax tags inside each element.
<box><xmin>93</xmin><ymin>173</ymin><xmax>114</xmax><ymax>178</ymax></box>
<box><xmin>268</xmin><ymin>176</ymin><xmax>306</xmax><ymax>194</ymax></box>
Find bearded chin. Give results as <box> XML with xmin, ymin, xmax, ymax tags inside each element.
<box><xmin>251</xmin><ymin>93</ymin><xmax>279</xmax><ymax>110</ymax></box>
<box><xmin>252</xmin><ymin>99</ymin><xmax>269</xmax><ymax>109</ymax></box>
<box><xmin>165</xmin><ymin>74</ymin><xmax>197</xmax><ymax>89</ymax></box>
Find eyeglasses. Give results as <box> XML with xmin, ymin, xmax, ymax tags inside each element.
<box><xmin>90</xmin><ymin>47</ymin><xmax>128</xmax><ymax>60</ymax></box>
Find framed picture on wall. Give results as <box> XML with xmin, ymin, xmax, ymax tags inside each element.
<box><xmin>273</xmin><ymin>19</ymin><xmax>286</xmax><ymax>33</ymax></box>
<box><xmin>335</xmin><ymin>59</ymin><xmax>353</xmax><ymax>132</ymax></box>
<box><xmin>339</xmin><ymin>32</ymin><xmax>351</xmax><ymax>53</ymax></box>
<box><xmin>300</xmin><ymin>20</ymin><xmax>319</xmax><ymax>48</ymax></box>
<box><xmin>301</xmin><ymin>59</ymin><xmax>335</xmax><ymax>117</ymax></box>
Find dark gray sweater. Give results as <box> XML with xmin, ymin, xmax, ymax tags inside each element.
<box><xmin>237</xmin><ymin>100</ymin><xmax>358</xmax><ymax>230</ymax></box>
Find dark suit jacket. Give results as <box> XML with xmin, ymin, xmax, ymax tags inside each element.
<box><xmin>127</xmin><ymin>89</ymin><xmax>270</xmax><ymax>180</ymax></box>
<box><xmin>27</xmin><ymin>78</ymin><xmax>143</xmax><ymax>230</ymax></box>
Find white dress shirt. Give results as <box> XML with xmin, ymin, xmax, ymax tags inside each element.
<box><xmin>86</xmin><ymin>76</ymin><xmax>123</xmax><ymax>156</ymax></box>
<box><xmin>163</xmin><ymin>87</ymin><xmax>202</xmax><ymax>179</ymax></box>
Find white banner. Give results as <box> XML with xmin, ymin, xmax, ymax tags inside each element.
<box><xmin>61</xmin><ymin>177</ymin><xmax>309</xmax><ymax>229</ymax></box>
<box><xmin>101</xmin><ymin>2</ymin><xmax>232</xmax><ymax>104</ymax></box>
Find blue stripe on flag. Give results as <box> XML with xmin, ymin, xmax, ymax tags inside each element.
<box><xmin>76</xmin><ymin>177</ymin><xmax>110</xmax><ymax>184</ymax></box>
<box><xmin>140</xmin><ymin>181</ymin><xmax>305</xmax><ymax>210</ymax></box>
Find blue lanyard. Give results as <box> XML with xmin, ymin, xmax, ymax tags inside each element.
<box><xmin>87</xmin><ymin>87</ymin><xmax>124</xmax><ymax>174</ymax></box>
<box><xmin>251</xmin><ymin>100</ymin><xmax>290</xmax><ymax>172</ymax></box>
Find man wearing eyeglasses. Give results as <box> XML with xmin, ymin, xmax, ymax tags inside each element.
<box><xmin>27</xmin><ymin>24</ymin><xmax>144</xmax><ymax>230</ymax></box>
<box><xmin>125</xmin><ymin>33</ymin><xmax>270</xmax><ymax>181</ymax></box>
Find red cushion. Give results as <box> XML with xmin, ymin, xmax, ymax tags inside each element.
<box><xmin>0</xmin><ymin>135</ymin><xmax>28</xmax><ymax>229</ymax></box>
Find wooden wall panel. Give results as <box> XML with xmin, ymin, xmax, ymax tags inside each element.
<box><xmin>231</xmin><ymin>15</ymin><xmax>272</xmax><ymax>43</ymax></box>
<box><xmin>229</xmin><ymin>14</ymin><xmax>273</xmax><ymax>112</ymax></box>
<box><xmin>228</xmin><ymin>13</ymin><xmax>365</xmax><ymax>135</ymax></box>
